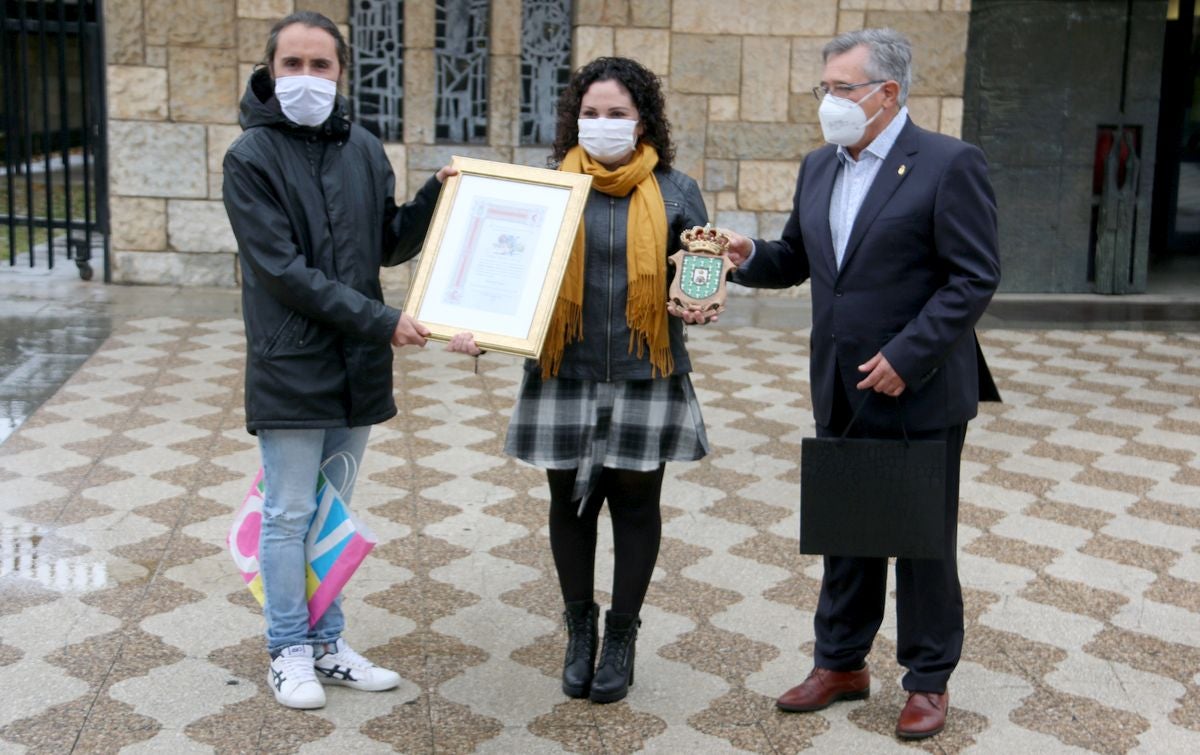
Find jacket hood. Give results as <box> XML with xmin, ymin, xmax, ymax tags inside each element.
<box><xmin>238</xmin><ymin>66</ymin><xmax>351</xmax><ymax>141</ymax></box>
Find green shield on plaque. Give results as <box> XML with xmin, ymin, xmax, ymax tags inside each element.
<box><xmin>680</xmin><ymin>254</ymin><xmax>723</xmax><ymax>299</ymax></box>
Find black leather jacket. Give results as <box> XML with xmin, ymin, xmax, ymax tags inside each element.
<box><xmin>534</xmin><ymin>167</ymin><xmax>709</xmax><ymax>381</ymax></box>
<box><xmin>223</xmin><ymin>68</ymin><xmax>439</xmax><ymax>433</ymax></box>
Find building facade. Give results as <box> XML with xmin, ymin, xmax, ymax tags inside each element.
<box><xmin>102</xmin><ymin>0</ymin><xmax>975</xmax><ymax>288</ymax></box>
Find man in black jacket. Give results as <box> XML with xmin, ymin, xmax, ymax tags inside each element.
<box><xmin>222</xmin><ymin>11</ymin><xmax>453</xmax><ymax>710</ymax></box>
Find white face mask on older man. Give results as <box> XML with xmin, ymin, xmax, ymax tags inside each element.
<box><xmin>817</xmin><ymin>83</ymin><xmax>885</xmax><ymax>147</ymax></box>
<box><xmin>274</xmin><ymin>74</ymin><xmax>337</xmax><ymax>127</ymax></box>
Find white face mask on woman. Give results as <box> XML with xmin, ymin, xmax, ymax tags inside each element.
<box><xmin>817</xmin><ymin>83</ymin><xmax>885</xmax><ymax>147</ymax></box>
<box><xmin>274</xmin><ymin>74</ymin><xmax>338</xmax><ymax>127</ymax></box>
<box><xmin>577</xmin><ymin>117</ymin><xmax>639</xmax><ymax>163</ymax></box>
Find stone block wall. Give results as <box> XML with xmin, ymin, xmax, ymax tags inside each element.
<box><xmin>104</xmin><ymin>0</ymin><xmax>971</xmax><ymax>287</ymax></box>
<box><xmin>583</xmin><ymin>0</ymin><xmax>972</xmax><ymax>241</ymax></box>
<box><xmin>105</xmin><ymin>0</ymin><xmax>346</xmax><ymax>286</ymax></box>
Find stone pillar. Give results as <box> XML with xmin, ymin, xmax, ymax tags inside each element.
<box><xmin>106</xmin><ymin>0</ymin><xmax>267</xmax><ymax>286</ymax></box>
<box><xmin>403</xmin><ymin>1</ymin><xmax>436</xmax><ymax>149</ymax></box>
<box><xmin>489</xmin><ymin>0</ymin><xmax>523</xmax><ymax>152</ymax></box>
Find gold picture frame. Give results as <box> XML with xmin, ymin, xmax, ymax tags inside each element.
<box><xmin>403</xmin><ymin>156</ymin><xmax>592</xmax><ymax>358</ymax></box>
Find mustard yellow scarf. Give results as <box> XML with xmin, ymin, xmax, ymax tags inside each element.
<box><xmin>540</xmin><ymin>143</ymin><xmax>672</xmax><ymax>378</ymax></box>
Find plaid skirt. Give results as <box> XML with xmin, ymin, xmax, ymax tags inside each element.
<box><xmin>504</xmin><ymin>371</ymin><xmax>709</xmax><ymax>506</ymax></box>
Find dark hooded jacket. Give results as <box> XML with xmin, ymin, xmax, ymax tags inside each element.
<box><xmin>223</xmin><ymin>68</ymin><xmax>440</xmax><ymax>433</ymax></box>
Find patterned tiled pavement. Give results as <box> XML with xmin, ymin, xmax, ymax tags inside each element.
<box><xmin>2</xmin><ymin>277</ymin><xmax>1200</xmax><ymax>752</ymax></box>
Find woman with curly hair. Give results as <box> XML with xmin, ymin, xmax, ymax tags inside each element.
<box><xmin>449</xmin><ymin>57</ymin><xmax>711</xmax><ymax>703</ymax></box>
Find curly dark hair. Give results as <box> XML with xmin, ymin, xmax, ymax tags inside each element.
<box><xmin>551</xmin><ymin>57</ymin><xmax>674</xmax><ymax>170</ymax></box>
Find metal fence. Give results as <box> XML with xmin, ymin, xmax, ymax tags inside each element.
<box><xmin>1</xmin><ymin>0</ymin><xmax>108</xmax><ymax>281</ymax></box>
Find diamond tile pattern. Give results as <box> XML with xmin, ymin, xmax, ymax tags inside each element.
<box><xmin>1</xmin><ymin>319</ymin><xmax>1199</xmax><ymax>752</ymax></box>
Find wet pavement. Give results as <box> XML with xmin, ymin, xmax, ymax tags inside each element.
<box><xmin>0</xmin><ymin>267</ymin><xmax>109</xmax><ymax>443</ymax></box>
<box><xmin>1</xmin><ymin>259</ymin><xmax>1199</xmax><ymax>753</ymax></box>
<box><xmin>0</xmin><ymin>259</ymin><xmax>239</xmax><ymax>444</ymax></box>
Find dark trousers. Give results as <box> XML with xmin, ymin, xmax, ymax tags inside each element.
<box><xmin>812</xmin><ymin>374</ymin><xmax>967</xmax><ymax>693</ymax></box>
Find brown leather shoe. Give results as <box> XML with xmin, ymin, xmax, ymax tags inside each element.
<box><xmin>896</xmin><ymin>691</ymin><xmax>948</xmax><ymax>739</ymax></box>
<box><xmin>775</xmin><ymin>666</ymin><xmax>870</xmax><ymax>712</ymax></box>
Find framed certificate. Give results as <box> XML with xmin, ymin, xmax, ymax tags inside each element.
<box><xmin>403</xmin><ymin>156</ymin><xmax>592</xmax><ymax>358</ymax></box>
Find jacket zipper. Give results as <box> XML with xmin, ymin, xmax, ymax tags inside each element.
<box><xmin>314</xmin><ymin>140</ymin><xmax>339</xmax><ymax>279</ymax></box>
<box><xmin>606</xmin><ymin>197</ymin><xmax>615</xmax><ymax>382</ymax></box>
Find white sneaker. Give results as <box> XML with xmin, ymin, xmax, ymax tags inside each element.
<box><xmin>268</xmin><ymin>644</ymin><xmax>326</xmax><ymax>709</ymax></box>
<box><xmin>314</xmin><ymin>639</ymin><xmax>401</xmax><ymax>692</ymax></box>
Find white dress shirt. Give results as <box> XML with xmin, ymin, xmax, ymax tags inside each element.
<box><xmin>829</xmin><ymin>106</ymin><xmax>909</xmax><ymax>269</ymax></box>
<box><xmin>741</xmin><ymin>107</ymin><xmax>910</xmax><ymax>270</ymax></box>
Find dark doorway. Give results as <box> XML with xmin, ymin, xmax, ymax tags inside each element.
<box><xmin>1150</xmin><ymin>0</ymin><xmax>1200</xmax><ymax>290</ymax></box>
<box><xmin>963</xmin><ymin>0</ymin><xmax>1166</xmax><ymax>294</ymax></box>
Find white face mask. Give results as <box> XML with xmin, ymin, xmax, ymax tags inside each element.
<box><xmin>818</xmin><ymin>83</ymin><xmax>885</xmax><ymax>147</ymax></box>
<box><xmin>274</xmin><ymin>74</ymin><xmax>338</xmax><ymax>127</ymax></box>
<box><xmin>577</xmin><ymin>118</ymin><xmax>639</xmax><ymax>163</ymax></box>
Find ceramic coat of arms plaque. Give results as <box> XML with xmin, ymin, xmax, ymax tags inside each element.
<box><xmin>668</xmin><ymin>225</ymin><xmax>736</xmax><ymax>322</ymax></box>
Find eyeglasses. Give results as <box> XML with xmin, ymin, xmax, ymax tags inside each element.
<box><xmin>811</xmin><ymin>80</ymin><xmax>886</xmax><ymax>102</ymax></box>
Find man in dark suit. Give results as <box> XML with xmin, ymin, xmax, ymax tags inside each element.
<box><xmin>725</xmin><ymin>28</ymin><xmax>1000</xmax><ymax>740</ymax></box>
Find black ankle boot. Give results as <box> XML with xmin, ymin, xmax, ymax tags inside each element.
<box><xmin>561</xmin><ymin>601</ymin><xmax>599</xmax><ymax>698</ymax></box>
<box><xmin>589</xmin><ymin>611</ymin><xmax>640</xmax><ymax>703</ymax></box>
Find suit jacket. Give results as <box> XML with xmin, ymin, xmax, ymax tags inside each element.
<box><xmin>733</xmin><ymin>118</ymin><xmax>1001</xmax><ymax>433</ymax></box>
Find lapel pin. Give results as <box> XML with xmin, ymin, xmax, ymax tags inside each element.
<box><xmin>898</xmin><ymin>165</ymin><xmax>907</xmax><ymax>176</ymax></box>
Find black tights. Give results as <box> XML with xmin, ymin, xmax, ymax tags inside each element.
<box><xmin>546</xmin><ymin>465</ymin><xmax>665</xmax><ymax>616</ymax></box>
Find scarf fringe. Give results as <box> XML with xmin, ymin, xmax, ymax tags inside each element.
<box><xmin>540</xmin><ymin>300</ymin><xmax>583</xmax><ymax>379</ymax></box>
<box><xmin>626</xmin><ymin>271</ymin><xmax>673</xmax><ymax>377</ymax></box>
<box><xmin>626</xmin><ymin>332</ymin><xmax>675</xmax><ymax>378</ymax></box>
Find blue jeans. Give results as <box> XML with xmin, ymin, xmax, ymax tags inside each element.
<box><xmin>257</xmin><ymin>426</ymin><xmax>370</xmax><ymax>653</ymax></box>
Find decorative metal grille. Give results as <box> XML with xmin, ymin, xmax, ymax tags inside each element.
<box><xmin>520</xmin><ymin>0</ymin><xmax>572</xmax><ymax>145</ymax></box>
<box><xmin>435</xmin><ymin>0</ymin><xmax>489</xmax><ymax>143</ymax></box>
<box><xmin>351</xmin><ymin>0</ymin><xmax>404</xmax><ymax>141</ymax></box>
